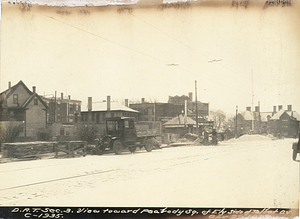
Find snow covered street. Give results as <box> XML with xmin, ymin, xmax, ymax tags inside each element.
<box><xmin>0</xmin><ymin>136</ymin><xmax>298</xmax><ymax>209</ymax></box>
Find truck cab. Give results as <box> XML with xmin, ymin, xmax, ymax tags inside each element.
<box><xmin>106</xmin><ymin>117</ymin><xmax>137</xmax><ymax>145</ymax></box>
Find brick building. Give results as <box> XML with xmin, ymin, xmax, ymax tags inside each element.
<box><xmin>269</xmin><ymin>105</ymin><xmax>300</xmax><ymax>137</ymax></box>
<box><xmin>42</xmin><ymin>93</ymin><xmax>81</xmax><ymax>124</ymax></box>
<box><xmin>237</xmin><ymin>105</ymin><xmax>300</xmax><ymax>137</ymax></box>
<box><xmin>129</xmin><ymin>93</ymin><xmax>209</xmax><ymax>123</ymax></box>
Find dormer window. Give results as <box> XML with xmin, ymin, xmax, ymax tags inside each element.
<box><xmin>13</xmin><ymin>94</ymin><xmax>18</xmax><ymax>104</ymax></box>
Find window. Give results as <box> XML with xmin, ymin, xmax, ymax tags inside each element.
<box><xmin>13</xmin><ymin>94</ymin><xmax>18</xmax><ymax>104</ymax></box>
<box><xmin>129</xmin><ymin>120</ymin><xmax>134</xmax><ymax>129</ymax></box>
<box><xmin>34</xmin><ymin>99</ymin><xmax>38</xmax><ymax>105</ymax></box>
<box><xmin>60</xmin><ymin>128</ymin><xmax>64</xmax><ymax>135</ymax></box>
<box><xmin>125</xmin><ymin>120</ymin><xmax>129</xmax><ymax>129</ymax></box>
<box><xmin>111</xmin><ymin>113</ymin><xmax>115</xmax><ymax>117</ymax></box>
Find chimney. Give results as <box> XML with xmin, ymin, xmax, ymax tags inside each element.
<box><xmin>255</xmin><ymin>106</ymin><xmax>259</xmax><ymax>112</ymax></box>
<box><xmin>278</xmin><ymin>105</ymin><xmax>283</xmax><ymax>111</ymax></box>
<box><xmin>246</xmin><ymin>106</ymin><xmax>251</xmax><ymax>111</ymax></box>
<box><xmin>288</xmin><ymin>105</ymin><xmax>292</xmax><ymax>111</ymax></box>
<box><xmin>68</xmin><ymin>95</ymin><xmax>71</xmax><ymax>100</ymax></box>
<box><xmin>61</xmin><ymin>93</ymin><xmax>63</xmax><ymax>100</ymax></box>
<box><xmin>125</xmin><ymin>99</ymin><xmax>129</xmax><ymax>107</ymax></box>
<box><xmin>32</xmin><ymin>86</ymin><xmax>36</xmax><ymax>93</ymax></box>
<box><xmin>273</xmin><ymin>106</ymin><xmax>277</xmax><ymax>113</ymax></box>
<box><xmin>107</xmin><ymin>96</ymin><xmax>111</xmax><ymax>111</ymax></box>
<box><xmin>188</xmin><ymin>92</ymin><xmax>193</xmax><ymax>102</ymax></box>
<box><xmin>88</xmin><ymin>97</ymin><xmax>92</xmax><ymax>123</ymax></box>
<box><xmin>8</xmin><ymin>81</ymin><xmax>11</xmax><ymax>89</ymax></box>
<box><xmin>88</xmin><ymin>97</ymin><xmax>92</xmax><ymax>111</ymax></box>
<box><xmin>141</xmin><ymin>98</ymin><xmax>145</xmax><ymax>103</ymax></box>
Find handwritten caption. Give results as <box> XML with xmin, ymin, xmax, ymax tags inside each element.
<box><xmin>11</xmin><ymin>207</ymin><xmax>293</xmax><ymax>218</ymax></box>
<box><xmin>231</xmin><ymin>0</ymin><xmax>291</xmax><ymax>9</ymax></box>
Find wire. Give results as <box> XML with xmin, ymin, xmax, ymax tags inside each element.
<box><xmin>34</xmin><ymin>11</ymin><xmax>240</xmax><ymax>91</ymax></box>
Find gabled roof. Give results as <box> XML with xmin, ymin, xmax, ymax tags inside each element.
<box><xmin>164</xmin><ymin>114</ymin><xmax>196</xmax><ymax>126</ymax></box>
<box><xmin>22</xmin><ymin>93</ymin><xmax>49</xmax><ymax>109</ymax></box>
<box><xmin>82</xmin><ymin>102</ymin><xmax>138</xmax><ymax>113</ymax></box>
<box><xmin>0</xmin><ymin>81</ymin><xmax>32</xmax><ymax>104</ymax></box>
<box><xmin>287</xmin><ymin>111</ymin><xmax>300</xmax><ymax>121</ymax></box>
<box><xmin>270</xmin><ymin>109</ymin><xmax>286</xmax><ymax>120</ymax></box>
<box><xmin>242</xmin><ymin>110</ymin><xmax>256</xmax><ymax>121</ymax></box>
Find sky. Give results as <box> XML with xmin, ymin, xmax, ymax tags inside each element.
<box><xmin>1</xmin><ymin>0</ymin><xmax>300</xmax><ymax>115</ymax></box>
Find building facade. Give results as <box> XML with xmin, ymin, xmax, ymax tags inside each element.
<box><xmin>0</xmin><ymin>81</ymin><xmax>48</xmax><ymax>138</ymax></box>
<box><xmin>129</xmin><ymin>93</ymin><xmax>209</xmax><ymax>123</ymax></box>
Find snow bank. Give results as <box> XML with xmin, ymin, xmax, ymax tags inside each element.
<box><xmin>227</xmin><ymin>134</ymin><xmax>272</xmax><ymax>143</ymax></box>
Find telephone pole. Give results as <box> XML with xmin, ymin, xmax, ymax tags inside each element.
<box><xmin>235</xmin><ymin>105</ymin><xmax>238</xmax><ymax>138</ymax></box>
<box><xmin>195</xmin><ymin>80</ymin><xmax>198</xmax><ymax>135</ymax></box>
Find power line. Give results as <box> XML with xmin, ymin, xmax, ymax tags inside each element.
<box><xmin>35</xmin><ymin>12</ymin><xmax>239</xmax><ymax>91</ymax></box>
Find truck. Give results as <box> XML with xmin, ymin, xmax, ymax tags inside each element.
<box><xmin>95</xmin><ymin>117</ymin><xmax>160</xmax><ymax>155</ymax></box>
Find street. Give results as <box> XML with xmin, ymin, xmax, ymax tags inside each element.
<box><xmin>0</xmin><ymin>135</ymin><xmax>298</xmax><ymax>209</ymax></box>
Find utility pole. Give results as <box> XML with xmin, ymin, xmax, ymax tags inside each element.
<box><xmin>251</xmin><ymin>69</ymin><xmax>254</xmax><ymax>132</ymax></box>
<box><xmin>54</xmin><ymin>91</ymin><xmax>57</xmax><ymax>122</ymax></box>
<box><xmin>195</xmin><ymin>80</ymin><xmax>198</xmax><ymax>135</ymax></box>
<box><xmin>258</xmin><ymin>101</ymin><xmax>261</xmax><ymax>134</ymax></box>
<box><xmin>235</xmin><ymin>105</ymin><xmax>238</xmax><ymax>138</ymax></box>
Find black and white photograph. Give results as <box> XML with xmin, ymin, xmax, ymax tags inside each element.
<box><xmin>0</xmin><ymin>0</ymin><xmax>299</xmax><ymax>218</ymax></box>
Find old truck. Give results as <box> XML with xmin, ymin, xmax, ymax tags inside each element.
<box><xmin>95</xmin><ymin>117</ymin><xmax>160</xmax><ymax>155</ymax></box>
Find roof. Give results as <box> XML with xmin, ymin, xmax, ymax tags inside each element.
<box><xmin>0</xmin><ymin>80</ymin><xmax>32</xmax><ymax>104</ymax></box>
<box><xmin>270</xmin><ymin>109</ymin><xmax>286</xmax><ymax>120</ymax></box>
<box><xmin>260</xmin><ymin>112</ymin><xmax>273</xmax><ymax>122</ymax></box>
<box><xmin>242</xmin><ymin>110</ymin><xmax>256</xmax><ymax>121</ymax></box>
<box><xmin>22</xmin><ymin>93</ymin><xmax>49</xmax><ymax>109</ymax></box>
<box><xmin>164</xmin><ymin>114</ymin><xmax>196</xmax><ymax>126</ymax></box>
<box><xmin>82</xmin><ymin>102</ymin><xmax>138</xmax><ymax>113</ymax></box>
<box><xmin>287</xmin><ymin>111</ymin><xmax>300</xmax><ymax>121</ymax></box>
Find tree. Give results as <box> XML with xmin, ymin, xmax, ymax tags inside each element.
<box><xmin>1</xmin><ymin>123</ymin><xmax>24</xmax><ymax>143</ymax></box>
<box><xmin>74</xmin><ymin>124</ymin><xmax>102</xmax><ymax>144</ymax></box>
<box><xmin>209</xmin><ymin>110</ymin><xmax>227</xmax><ymax>132</ymax></box>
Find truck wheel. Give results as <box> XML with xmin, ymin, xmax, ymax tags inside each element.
<box><xmin>293</xmin><ymin>150</ymin><xmax>297</xmax><ymax>161</ymax></box>
<box><xmin>113</xmin><ymin>140</ymin><xmax>123</xmax><ymax>155</ymax></box>
<box><xmin>145</xmin><ymin>139</ymin><xmax>153</xmax><ymax>152</ymax></box>
<box><xmin>128</xmin><ymin>146</ymin><xmax>136</xmax><ymax>153</ymax></box>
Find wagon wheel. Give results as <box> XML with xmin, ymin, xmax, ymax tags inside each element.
<box><xmin>128</xmin><ymin>146</ymin><xmax>136</xmax><ymax>153</ymax></box>
<box><xmin>293</xmin><ymin>150</ymin><xmax>297</xmax><ymax>161</ymax></box>
<box><xmin>113</xmin><ymin>140</ymin><xmax>123</xmax><ymax>155</ymax></box>
<box><xmin>145</xmin><ymin>138</ymin><xmax>153</xmax><ymax>152</ymax></box>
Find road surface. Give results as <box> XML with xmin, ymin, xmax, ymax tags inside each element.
<box><xmin>0</xmin><ymin>135</ymin><xmax>298</xmax><ymax>209</ymax></box>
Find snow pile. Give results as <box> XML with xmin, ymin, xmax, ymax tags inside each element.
<box><xmin>227</xmin><ymin>135</ymin><xmax>272</xmax><ymax>143</ymax></box>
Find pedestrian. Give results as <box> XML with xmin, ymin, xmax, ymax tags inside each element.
<box><xmin>212</xmin><ymin>129</ymin><xmax>217</xmax><ymax>145</ymax></box>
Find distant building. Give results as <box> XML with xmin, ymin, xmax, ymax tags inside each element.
<box><xmin>163</xmin><ymin>114</ymin><xmax>196</xmax><ymax>135</ymax></box>
<box><xmin>168</xmin><ymin>93</ymin><xmax>209</xmax><ymax>120</ymax></box>
<box><xmin>129</xmin><ymin>93</ymin><xmax>209</xmax><ymax>122</ymax></box>
<box><xmin>237</xmin><ymin>105</ymin><xmax>300</xmax><ymax>137</ymax></box>
<box><xmin>0</xmin><ymin>80</ymin><xmax>48</xmax><ymax>138</ymax></box>
<box><xmin>41</xmin><ymin>93</ymin><xmax>82</xmax><ymax>124</ymax></box>
<box><xmin>269</xmin><ymin>105</ymin><xmax>300</xmax><ymax>137</ymax></box>
<box><xmin>129</xmin><ymin>98</ymin><xmax>183</xmax><ymax>122</ymax></box>
<box><xmin>81</xmin><ymin>96</ymin><xmax>139</xmax><ymax>124</ymax></box>
<box><xmin>41</xmin><ymin>93</ymin><xmax>82</xmax><ymax>138</ymax></box>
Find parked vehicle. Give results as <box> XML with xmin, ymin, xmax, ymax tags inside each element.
<box><xmin>292</xmin><ymin>123</ymin><xmax>300</xmax><ymax>161</ymax></box>
<box><xmin>95</xmin><ymin>117</ymin><xmax>160</xmax><ymax>155</ymax></box>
